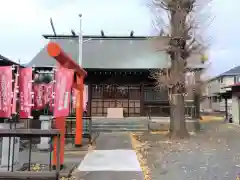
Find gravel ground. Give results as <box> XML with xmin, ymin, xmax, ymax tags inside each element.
<box><xmin>132</xmin><ymin>122</ymin><xmax>240</xmax><ymax>180</ymax></box>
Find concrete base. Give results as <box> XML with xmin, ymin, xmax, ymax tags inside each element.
<box><xmin>77</xmin><ymin>150</ymin><xmax>141</xmax><ymax>171</ymax></box>
<box><xmin>149</xmin><ymin>117</ymin><xmax>200</xmax><ymax>132</ymax></box>
<box><xmin>0</xmin><ymin>123</ymin><xmax>22</xmax><ymax>168</ymax></box>
<box><xmin>37</xmin><ymin>116</ymin><xmax>52</xmax><ymax>151</ymax></box>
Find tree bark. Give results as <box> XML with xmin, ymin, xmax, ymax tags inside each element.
<box><xmin>169</xmin><ymin>93</ymin><xmax>189</xmax><ymax>138</ymax></box>
<box><xmin>168</xmin><ymin>51</ymin><xmax>189</xmax><ymax>138</ymax></box>
<box><xmin>167</xmin><ymin>4</ymin><xmax>189</xmax><ymax>138</ymax></box>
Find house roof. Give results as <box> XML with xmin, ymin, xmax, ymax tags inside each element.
<box><xmin>27</xmin><ymin>35</ymin><xmax>205</xmax><ymax>69</ymax></box>
<box><xmin>42</xmin><ymin>34</ymin><xmax>150</xmax><ymax>40</ymax></box>
<box><xmin>208</xmin><ymin>65</ymin><xmax>240</xmax><ymax>82</ymax></box>
<box><xmin>0</xmin><ymin>54</ymin><xmax>20</xmax><ymax>66</ymax></box>
<box><xmin>220</xmin><ymin>65</ymin><xmax>240</xmax><ymax>76</ymax></box>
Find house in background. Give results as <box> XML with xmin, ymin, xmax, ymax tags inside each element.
<box><xmin>201</xmin><ymin>65</ymin><xmax>240</xmax><ymax>112</ymax></box>
<box><xmin>0</xmin><ymin>54</ymin><xmax>20</xmax><ymax>66</ymax></box>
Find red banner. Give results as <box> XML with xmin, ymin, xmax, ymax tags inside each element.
<box><xmin>53</xmin><ymin>68</ymin><xmax>74</xmax><ymax>118</ymax></box>
<box><xmin>33</xmin><ymin>84</ymin><xmax>44</xmax><ymax>110</ymax></box>
<box><xmin>0</xmin><ymin>66</ymin><xmax>12</xmax><ymax>118</ymax></box>
<box><xmin>44</xmin><ymin>82</ymin><xmax>54</xmax><ymax>111</ymax></box>
<box><xmin>72</xmin><ymin>88</ymin><xmax>78</xmax><ymax>110</ymax></box>
<box><xmin>19</xmin><ymin>68</ymin><xmax>33</xmax><ymax>118</ymax></box>
<box><xmin>11</xmin><ymin>66</ymin><xmax>19</xmax><ymax>114</ymax></box>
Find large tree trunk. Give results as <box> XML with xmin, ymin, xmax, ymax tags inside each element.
<box><xmin>167</xmin><ymin>6</ymin><xmax>189</xmax><ymax>138</ymax></box>
<box><xmin>169</xmin><ymin>93</ymin><xmax>189</xmax><ymax>138</ymax></box>
<box><xmin>168</xmin><ymin>50</ymin><xmax>189</xmax><ymax>138</ymax></box>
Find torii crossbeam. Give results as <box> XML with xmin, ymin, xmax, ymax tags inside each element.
<box><xmin>47</xmin><ymin>42</ymin><xmax>87</xmax><ymax>167</ymax></box>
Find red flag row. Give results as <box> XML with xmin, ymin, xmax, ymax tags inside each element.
<box><xmin>0</xmin><ymin>66</ymin><xmax>75</xmax><ymax>119</ymax></box>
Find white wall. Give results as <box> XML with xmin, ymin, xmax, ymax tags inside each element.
<box><xmin>232</xmin><ymin>96</ymin><xmax>239</xmax><ymax>124</ymax></box>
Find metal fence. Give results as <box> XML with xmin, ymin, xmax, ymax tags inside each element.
<box><xmin>51</xmin><ymin>116</ymin><xmax>92</xmax><ymax>144</ymax></box>
<box><xmin>146</xmin><ymin>105</ymin><xmax>197</xmax><ymax>118</ymax></box>
<box><xmin>0</xmin><ymin>119</ymin><xmax>61</xmax><ymax>180</ymax></box>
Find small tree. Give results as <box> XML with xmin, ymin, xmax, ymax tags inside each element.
<box><xmin>150</xmin><ymin>0</ymin><xmax>211</xmax><ymax>138</ymax></box>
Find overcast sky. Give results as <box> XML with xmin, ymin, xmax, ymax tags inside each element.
<box><xmin>0</xmin><ymin>0</ymin><xmax>239</xmax><ymax>77</ymax></box>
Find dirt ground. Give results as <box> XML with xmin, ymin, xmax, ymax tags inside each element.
<box><xmin>132</xmin><ymin>121</ymin><xmax>240</xmax><ymax>180</ymax></box>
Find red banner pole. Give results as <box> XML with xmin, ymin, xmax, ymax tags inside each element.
<box><xmin>52</xmin><ymin>116</ymin><xmax>65</xmax><ymax>169</ymax></box>
<box><xmin>75</xmin><ymin>75</ymin><xmax>83</xmax><ymax>146</ymax></box>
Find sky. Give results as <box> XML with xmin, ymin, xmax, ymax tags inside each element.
<box><xmin>0</xmin><ymin>0</ymin><xmax>239</xmax><ymax>78</ymax></box>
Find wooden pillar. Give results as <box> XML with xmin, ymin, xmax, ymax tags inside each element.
<box><xmin>140</xmin><ymin>84</ymin><xmax>144</xmax><ymax>116</ymax></box>
<box><xmin>128</xmin><ymin>85</ymin><xmax>130</xmax><ymax>117</ymax></box>
<box><xmin>75</xmin><ymin>75</ymin><xmax>83</xmax><ymax>147</ymax></box>
<box><xmin>193</xmin><ymin>70</ymin><xmax>201</xmax><ymax>119</ymax></box>
<box><xmin>224</xmin><ymin>96</ymin><xmax>228</xmax><ymax>120</ymax></box>
<box><xmin>102</xmin><ymin>84</ymin><xmax>104</xmax><ymax>116</ymax></box>
<box><xmin>52</xmin><ymin>116</ymin><xmax>65</xmax><ymax>169</ymax></box>
<box><xmin>193</xmin><ymin>93</ymin><xmax>200</xmax><ymax>119</ymax></box>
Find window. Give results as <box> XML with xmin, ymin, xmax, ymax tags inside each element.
<box><xmin>234</xmin><ymin>76</ymin><xmax>240</xmax><ymax>83</ymax></box>
<box><xmin>212</xmin><ymin>96</ymin><xmax>218</xmax><ymax>103</ymax></box>
<box><xmin>144</xmin><ymin>87</ymin><xmax>168</xmax><ymax>102</ymax></box>
<box><xmin>219</xmin><ymin>77</ymin><xmax>223</xmax><ymax>83</ymax></box>
<box><xmin>185</xmin><ymin>72</ymin><xmax>195</xmax><ymax>85</ymax></box>
<box><xmin>218</xmin><ymin>96</ymin><xmax>222</xmax><ymax>102</ymax></box>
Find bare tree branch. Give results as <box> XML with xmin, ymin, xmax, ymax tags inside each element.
<box><xmin>150</xmin><ymin>0</ymin><xmax>211</xmax><ymax>93</ymax></box>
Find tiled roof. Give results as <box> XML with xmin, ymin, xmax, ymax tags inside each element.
<box><xmin>220</xmin><ymin>65</ymin><xmax>240</xmax><ymax>76</ymax></box>
<box><xmin>27</xmin><ymin>36</ymin><xmax>205</xmax><ymax>69</ymax></box>
<box><xmin>0</xmin><ymin>54</ymin><xmax>20</xmax><ymax>66</ymax></box>
<box><xmin>209</xmin><ymin>65</ymin><xmax>240</xmax><ymax>82</ymax></box>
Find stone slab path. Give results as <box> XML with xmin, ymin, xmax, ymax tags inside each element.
<box><xmin>75</xmin><ymin>132</ymin><xmax>144</xmax><ymax>180</ymax></box>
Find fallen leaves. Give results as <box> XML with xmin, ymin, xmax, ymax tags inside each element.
<box><xmin>131</xmin><ymin>133</ymin><xmax>151</xmax><ymax>180</ymax></box>
<box><xmin>130</xmin><ymin>122</ymin><xmax>240</xmax><ymax>179</ymax></box>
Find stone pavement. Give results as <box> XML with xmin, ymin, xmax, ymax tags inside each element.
<box><xmin>134</xmin><ymin>121</ymin><xmax>240</xmax><ymax>180</ymax></box>
<box><xmin>75</xmin><ymin>132</ymin><xmax>144</xmax><ymax>180</ymax></box>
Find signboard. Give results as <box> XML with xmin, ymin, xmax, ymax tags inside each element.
<box><xmin>19</xmin><ymin>68</ymin><xmax>33</xmax><ymax>118</ymax></box>
<box><xmin>53</xmin><ymin>68</ymin><xmax>74</xmax><ymax>117</ymax></box>
<box><xmin>0</xmin><ymin>66</ymin><xmax>12</xmax><ymax>118</ymax></box>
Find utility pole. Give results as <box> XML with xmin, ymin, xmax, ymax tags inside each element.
<box><xmin>78</xmin><ymin>14</ymin><xmax>83</xmax><ymax>65</ymax></box>
<box><xmin>75</xmin><ymin>13</ymin><xmax>84</xmax><ymax>147</ymax></box>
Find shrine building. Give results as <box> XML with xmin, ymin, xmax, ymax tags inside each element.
<box><xmin>27</xmin><ymin>34</ymin><xmax>205</xmax><ymax>117</ymax></box>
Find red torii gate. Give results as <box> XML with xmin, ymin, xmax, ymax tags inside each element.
<box><xmin>47</xmin><ymin>42</ymin><xmax>87</xmax><ymax>167</ymax></box>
